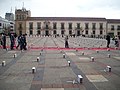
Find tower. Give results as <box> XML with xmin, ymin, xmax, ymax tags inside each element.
<box><xmin>15</xmin><ymin>6</ymin><xmax>31</xmax><ymax>35</ymax></box>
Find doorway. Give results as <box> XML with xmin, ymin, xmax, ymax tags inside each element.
<box><xmin>45</xmin><ymin>30</ymin><xmax>49</xmax><ymax>36</ymax></box>
<box><xmin>77</xmin><ymin>30</ymin><xmax>80</xmax><ymax>36</ymax></box>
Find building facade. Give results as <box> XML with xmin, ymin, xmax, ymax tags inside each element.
<box><xmin>26</xmin><ymin>17</ymin><xmax>107</xmax><ymax>38</ymax></box>
<box><xmin>5</xmin><ymin>13</ymin><xmax>14</xmax><ymax>21</ymax></box>
<box><xmin>0</xmin><ymin>16</ymin><xmax>10</xmax><ymax>34</ymax></box>
<box><xmin>15</xmin><ymin>8</ymin><xmax>120</xmax><ymax>38</ymax></box>
<box><xmin>107</xmin><ymin>19</ymin><xmax>120</xmax><ymax>37</ymax></box>
<box><xmin>15</xmin><ymin>8</ymin><xmax>31</xmax><ymax>35</ymax></box>
<box><xmin>5</xmin><ymin>13</ymin><xmax>15</xmax><ymax>33</ymax></box>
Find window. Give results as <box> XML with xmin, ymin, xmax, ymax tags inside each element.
<box><xmin>92</xmin><ymin>23</ymin><xmax>96</xmax><ymax>30</ymax></box>
<box><xmin>19</xmin><ymin>23</ymin><xmax>22</xmax><ymax>29</ymax></box>
<box><xmin>46</xmin><ymin>24</ymin><xmax>49</xmax><ymax>29</ymax></box>
<box><xmin>86</xmin><ymin>30</ymin><xmax>88</xmax><ymax>34</ymax></box>
<box><xmin>53</xmin><ymin>23</ymin><xmax>57</xmax><ymax>29</ymax></box>
<box><xmin>61</xmin><ymin>23</ymin><xmax>65</xmax><ymax>29</ymax></box>
<box><xmin>30</xmin><ymin>30</ymin><xmax>33</xmax><ymax>35</ymax></box>
<box><xmin>11</xmin><ymin>26</ymin><xmax>13</xmax><ymax>28</ymax></box>
<box><xmin>85</xmin><ymin>23</ymin><xmax>89</xmax><ymax>29</ymax></box>
<box><xmin>16</xmin><ymin>15</ymin><xmax>18</xmax><ymax>20</ymax></box>
<box><xmin>29</xmin><ymin>22</ymin><xmax>33</xmax><ymax>29</ymax></box>
<box><xmin>69</xmin><ymin>30</ymin><xmax>72</xmax><ymax>35</ymax></box>
<box><xmin>3</xmin><ymin>23</ymin><xmax>4</xmax><ymax>28</ymax></box>
<box><xmin>111</xmin><ymin>25</ymin><xmax>114</xmax><ymax>30</ymax></box>
<box><xmin>117</xmin><ymin>25</ymin><xmax>120</xmax><ymax>30</ymax></box>
<box><xmin>100</xmin><ymin>30</ymin><xmax>103</xmax><ymax>35</ymax></box>
<box><xmin>37</xmin><ymin>30</ymin><xmax>41</xmax><ymax>34</ymax></box>
<box><xmin>19</xmin><ymin>31</ymin><xmax>22</xmax><ymax>35</ymax></box>
<box><xmin>68</xmin><ymin>23</ymin><xmax>72</xmax><ymax>29</ymax></box>
<box><xmin>19</xmin><ymin>15</ymin><xmax>21</xmax><ymax>20</ymax></box>
<box><xmin>22</xmin><ymin>15</ymin><xmax>24</xmax><ymax>20</ymax></box>
<box><xmin>53</xmin><ymin>30</ymin><xmax>56</xmax><ymax>34</ymax></box>
<box><xmin>93</xmin><ymin>31</ymin><xmax>95</xmax><ymax>34</ymax></box>
<box><xmin>100</xmin><ymin>23</ymin><xmax>103</xmax><ymax>30</ymax></box>
<box><xmin>37</xmin><ymin>22</ymin><xmax>41</xmax><ymax>29</ymax></box>
<box><xmin>77</xmin><ymin>30</ymin><xmax>80</xmax><ymax>36</ymax></box>
<box><xmin>0</xmin><ymin>23</ymin><xmax>1</xmax><ymax>26</ymax></box>
<box><xmin>118</xmin><ymin>32</ymin><xmax>120</xmax><ymax>35</ymax></box>
<box><xmin>10</xmin><ymin>22</ymin><xmax>13</xmax><ymax>24</ymax></box>
<box><xmin>77</xmin><ymin>23</ymin><xmax>80</xmax><ymax>29</ymax></box>
<box><xmin>61</xmin><ymin>30</ymin><xmax>64</xmax><ymax>34</ymax></box>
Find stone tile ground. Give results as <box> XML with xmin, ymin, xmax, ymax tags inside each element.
<box><xmin>0</xmin><ymin>36</ymin><xmax>120</xmax><ymax>90</ymax></box>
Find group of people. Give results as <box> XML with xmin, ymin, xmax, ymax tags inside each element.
<box><xmin>1</xmin><ymin>33</ymin><xmax>120</xmax><ymax>49</ymax></box>
<box><xmin>106</xmin><ymin>34</ymin><xmax>120</xmax><ymax>48</ymax></box>
<box><xmin>16</xmin><ymin>34</ymin><xmax>27</xmax><ymax>50</ymax></box>
<box><xmin>0</xmin><ymin>33</ymin><xmax>27</xmax><ymax>51</ymax></box>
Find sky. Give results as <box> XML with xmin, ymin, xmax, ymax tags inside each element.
<box><xmin>0</xmin><ymin>0</ymin><xmax>120</xmax><ymax>19</ymax></box>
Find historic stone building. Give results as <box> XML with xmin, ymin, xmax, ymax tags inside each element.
<box><xmin>15</xmin><ymin>7</ymin><xmax>31</xmax><ymax>35</ymax></box>
<box><xmin>0</xmin><ymin>16</ymin><xmax>10</xmax><ymax>34</ymax></box>
<box><xmin>15</xmin><ymin>8</ymin><xmax>120</xmax><ymax>38</ymax></box>
<box><xmin>107</xmin><ymin>19</ymin><xmax>120</xmax><ymax>37</ymax></box>
<box><xmin>26</xmin><ymin>17</ymin><xmax>107</xmax><ymax>38</ymax></box>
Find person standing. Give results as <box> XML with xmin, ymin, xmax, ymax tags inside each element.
<box><xmin>118</xmin><ymin>35</ymin><xmax>120</xmax><ymax>49</ymax></box>
<box><xmin>1</xmin><ymin>33</ymin><xmax>6</xmax><ymax>49</ymax></box>
<box><xmin>106</xmin><ymin>34</ymin><xmax>111</xmax><ymax>48</ymax></box>
<box><xmin>65</xmin><ymin>36</ymin><xmax>69</xmax><ymax>48</ymax></box>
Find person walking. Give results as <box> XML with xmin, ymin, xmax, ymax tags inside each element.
<box><xmin>23</xmin><ymin>34</ymin><xmax>27</xmax><ymax>50</ymax></box>
<box><xmin>106</xmin><ymin>34</ymin><xmax>111</xmax><ymax>48</ymax></box>
<box><xmin>10</xmin><ymin>34</ymin><xmax>15</xmax><ymax>50</ymax></box>
<box><xmin>16</xmin><ymin>35</ymin><xmax>21</xmax><ymax>49</ymax></box>
<box><xmin>20</xmin><ymin>34</ymin><xmax>27</xmax><ymax>51</ymax></box>
<box><xmin>114</xmin><ymin>35</ymin><xmax>119</xmax><ymax>47</ymax></box>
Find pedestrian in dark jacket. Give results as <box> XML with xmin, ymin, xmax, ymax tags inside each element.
<box><xmin>106</xmin><ymin>35</ymin><xmax>110</xmax><ymax>48</ymax></box>
<box><xmin>16</xmin><ymin>35</ymin><xmax>21</xmax><ymax>49</ymax></box>
<box><xmin>1</xmin><ymin>33</ymin><xmax>6</xmax><ymax>49</ymax></box>
<box><xmin>10</xmin><ymin>34</ymin><xmax>15</xmax><ymax>50</ymax></box>
<box><xmin>23</xmin><ymin>34</ymin><xmax>27</xmax><ymax>50</ymax></box>
<box><xmin>65</xmin><ymin>36</ymin><xmax>69</xmax><ymax>48</ymax></box>
<box><xmin>20</xmin><ymin>34</ymin><xmax>27</xmax><ymax>51</ymax></box>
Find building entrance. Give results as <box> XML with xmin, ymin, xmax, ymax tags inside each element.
<box><xmin>45</xmin><ymin>30</ymin><xmax>49</xmax><ymax>36</ymax></box>
<box><xmin>77</xmin><ymin>30</ymin><xmax>80</xmax><ymax>36</ymax></box>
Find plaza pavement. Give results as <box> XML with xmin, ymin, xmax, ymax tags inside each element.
<box><xmin>0</xmin><ymin>36</ymin><xmax>120</xmax><ymax>90</ymax></box>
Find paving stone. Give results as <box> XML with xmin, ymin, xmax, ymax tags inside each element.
<box><xmin>0</xmin><ymin>37</ymin><xmax>120</xmax><ymax>90</ymax></box>
<box><xmin>41</xmin><ymin>88</ymin><xmax>64</xmax><ymax>90</ymax></box>
<box><xmin>86</xmin><ymin>75</ymin><xmax>108</xmax><ymax>82</ymax></box>
<box><xmin>65</xmin><ymin>53</ymin><xmax>76</xmax><ymax>56</ymax></box>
